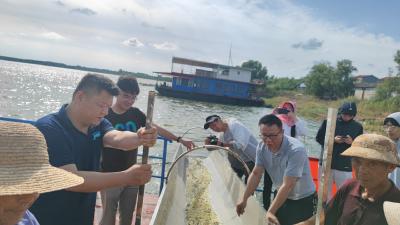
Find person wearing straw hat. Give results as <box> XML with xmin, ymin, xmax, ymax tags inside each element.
<box><xmin>384</xmin><ymin>201</ymin><xmax>400</xmax><ymax>225</ymax></box>
<box><xmin>29</xmin><ymin>74</ymin><xmax>156</xmax><ymax>225</ymax></box>
<box><xmin>0</xmin><ymin>122</ymin><xmax>84</xmax><ymax>225</ymax></box>
<box><xmin>384</xmin><ymin>112</ymin><xmax>400</xmax><ymax>187</ymax></box>
<box><xmin>296</xmin><ymin>134</ymin><xmax>400</xmax><ymax>225</ymax></box>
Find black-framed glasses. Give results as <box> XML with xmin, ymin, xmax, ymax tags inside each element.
<box><xmin>259</xmin><ymin>131</ymin><xmax>281</xmax><ymax>140</ymax></box>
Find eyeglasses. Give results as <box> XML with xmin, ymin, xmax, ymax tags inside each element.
<box><xmin>259</xmin><ymin>131</ymin><xmax>281</xmax><ymax>140</ymax></box>
<box><xmin>384</xmin><ymin>124</ymin><xmax>398</xmax><ymax>130</ymax></box>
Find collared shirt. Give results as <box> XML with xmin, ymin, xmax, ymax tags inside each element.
<box><xmin>219</xmin><ymin>118</ymin><xmax>258</xmax><ymax>168</ymax></box>
<box><xmin>325</xmin><ymin>179</ymin><xmax>400</xmax><ymax>225</ymax></box>
<box><xmin>255</xmin><ymin>135</ymin><xmax>315</xmax><ymax>200</ymax></box>
<box><xmin>389</xmin><ymin>139</ymin><xmax>400</xmax><ymax>187</ymax></box>
<box><xmin>16</xmin><ymin>211</ymin><xmax>40</xmax><ymax>225</ymax></box>
<box><xmin>30</xmin><ymin>105</ymin><xmax>114</xmax><ymax>225</ymax></box>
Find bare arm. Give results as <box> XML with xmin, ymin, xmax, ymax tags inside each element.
<box><xmin>236</xmin><ymin>165</ymin><xmax>264</xmax><ymax>215</ymax></box>
<box><xmin>154</xmin><ymin>124</ymin><xmax>194</xmax><ymax>149</ymax></box>
<box><xmin>103</xmin><ymin>127</ymin><xmax>157</xmax><ymax>151</ymax></box>
<box><xmin>60</xmin><ymin>163</ymin><xmax>152</xmax><ymax>192</ymax></box>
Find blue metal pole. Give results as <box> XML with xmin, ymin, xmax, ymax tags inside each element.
<box><xmin>159</xmin><ymin>137</ymin><xmax>170</xmax><ymax>194</ymax></box>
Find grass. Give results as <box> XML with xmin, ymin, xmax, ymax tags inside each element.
<box><xmin>263</xmin><ymin>91</ymin><xmax>393</xmax><ymax>134</ymax></box>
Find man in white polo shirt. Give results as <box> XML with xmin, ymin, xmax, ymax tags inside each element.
<box><xmin>237</xmin><ymin>114</ymin><xmax>315</xmax><ymax>225</ymax></box>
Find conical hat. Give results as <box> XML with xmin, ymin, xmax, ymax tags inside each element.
<box><xmin>0</xmin><ymin>122</ymin><xmax>83</xmax><ymax>195</ymax></box>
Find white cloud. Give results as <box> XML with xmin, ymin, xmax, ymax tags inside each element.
<box><xmin>152</xmin><ymin>42</ymin><xmax>178</xmax><ymax>51</ymax></box>
<box><xmin>122</xmin><ymin>37</ymin><xmax>144</xmax><ymax>47</ymax></box>
<box><xmin>0</xmin><ymin>0</ymin><xmax>399</xmax><ymax>77</ymax></box>
<box><xmin>40</xmin><ymin>32</ymin><xmax>66</xmax><ymax>40</ymax></box>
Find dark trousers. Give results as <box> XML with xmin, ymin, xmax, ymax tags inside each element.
<box><xmin>231</xmin><ymin>161</ymin><xmax>273</xmax><ymax>210</ymax></box>
<box><xmin>275</xmin><ymin>193</ymin><xmax>316</xmax><ymax>225</ymax></box>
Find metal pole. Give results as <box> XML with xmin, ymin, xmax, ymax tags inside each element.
<box><xmin>315</xmin><ymin>108</ymin><xmax>337</xmax><ymax>225</ymax></box>
<box><xmin>135</xmin><ymin>91</ymin><xmax>156</xmax><ymax>225</ymax></box>
<box><xmin>159</xmin><ymin>138</ymin><xmax>169</xmax><ymax>194</ymax></box>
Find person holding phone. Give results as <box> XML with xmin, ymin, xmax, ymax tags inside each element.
<box><xmin>316</xmin><ymin>102</ymin><xmax>363</xmax><ymax>199</ymax></box>
<box><xmin>273</xmin><ymin>101</ymin><xmax>308</xmax><ymax>139</ymax></box>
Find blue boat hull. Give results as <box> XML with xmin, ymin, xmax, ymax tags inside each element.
<box><xmin>155</xmin><ymin>85</ymin><xmax>265</xmax><ymax>107</ymax></box>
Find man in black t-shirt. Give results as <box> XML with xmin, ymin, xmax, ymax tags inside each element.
<box><xmin>100</xmin><ymin>76</ymin><xmax>194</xmax><ymax>225</ymax></box>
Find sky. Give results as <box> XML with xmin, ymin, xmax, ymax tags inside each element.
<box><xmin>0</xmin><ymin>0</ymin><xmax>399</xmax><ymax>78</ymax></box>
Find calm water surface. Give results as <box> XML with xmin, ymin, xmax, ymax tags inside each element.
<box><xmin>0</xmin><ymin>60</ymin><xmax>322</xmax><ymax>193</ymax></box>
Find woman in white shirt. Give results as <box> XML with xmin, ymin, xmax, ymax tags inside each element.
<box><xmin>273</xmin><ymin>101</ymin><xmax>307</xmax><ymax>139</ymax></box>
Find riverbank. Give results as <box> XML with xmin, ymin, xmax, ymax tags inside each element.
<box><xmin>264</xmin><ymin>92</ymin><xmax>388</xmax><ymax>134</ymax></box>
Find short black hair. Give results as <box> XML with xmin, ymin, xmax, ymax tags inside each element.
<box><xmin>73</xmin><ymin>73</ymin><xmax>119</xmax><ymax>97</ymax></box>
<box><xmin>117</xmin><ymin>76</ymin><xmax>140</xmax><ymax>95</ymax></box>
<box><xmin>258</xmin><ymin>114</ymin><xmax>282</xmax><ymax>128</ymax></box>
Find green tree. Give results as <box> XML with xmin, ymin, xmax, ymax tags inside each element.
<box><xmin>241</xmin><ymin>60</ymin><xmax>268</xmax><ymax>80</ymax></box>
<box><xmin>335</xmin><ymin>59</ymin><xmax>357</xmax><ymax>97</ymax></box>
<box><xmin>305</xmin><ymin>60</ymin><xmax>357</xmax><ymax>99</ymax></box>
<box><xmin>395</xmin><ymin>50</ymin><xmax>400</xmax><ymax>75</ymax></box>
<box><xmin>375</xmin><ymin>76</ymin><xmax>400</xmax><ymax>100</ymax></box>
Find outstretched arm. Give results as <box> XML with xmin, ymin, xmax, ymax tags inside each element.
<box><xmin>61</xmin><ymin>163</ymin><xmax>152</xmax><ymax>192</ymax></box>
<box><xmin>103</xmin><ymin>127</ymin><xmax>157</xmax><ymax>150</ymax></box>
<box><xmin>154</xmin><ymin>124</ymin><xmax>195</xmax><ymax>150</ymax></box>
<box><xmin>236</xmin><ymin>165</ymin><xmax>264</xmax><ymax>216</ymax></box>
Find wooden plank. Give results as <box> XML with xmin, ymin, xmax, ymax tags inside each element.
<box><xmin>315</xmin><ymin>108</ymin><xmax>337</xmax><ymax>225</ymax></box>
<box><xmin>135</xmin><ymin>91</ymin><xmax>156</xmax><ymax>225</ymax></box>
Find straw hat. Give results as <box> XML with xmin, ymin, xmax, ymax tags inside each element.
<box><xmin>384</xmin><ymin>201</ymin><xmax>400</xmax><ymax>225</ymax></box>
<box><xmin>0</xmin><ymin>122</ymin><xmax>84</xmax><ymax>195</ymax></box>
<box><xmin>341</xmin><ymin>134</ymin><xmax>400</xmax><ymax>165</ymax></box>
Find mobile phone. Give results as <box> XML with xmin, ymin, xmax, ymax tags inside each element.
<box><xmin>276</xmin><ymin>108</ymin><xmax>290</xmax><ymax>115</ymax></box>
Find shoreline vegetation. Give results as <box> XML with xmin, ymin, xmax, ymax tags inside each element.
<box><xmin>264</xmin><ymin>91</ymin><xmax>392</xmax><ymax>134</ymax></box>
<box><xmin>0</xmin><ymin>55</ymin><xmax>171</xmax><ymax>82</ymax></box>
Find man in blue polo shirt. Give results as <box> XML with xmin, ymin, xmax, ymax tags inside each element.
<box><xmin>237</xmin><ymin>114</ymin><xmax>315</xmax><ymax>225</ymax></box>
<box><xmin>30</xmin><ymin>74</ymin><xmax>157</xmax><ymax>225</ymax></box>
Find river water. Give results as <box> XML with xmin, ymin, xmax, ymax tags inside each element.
<box><xmin>0</xmin><ymin>60</ymin><xmax>322</xmax><ymax>193</ymax></box>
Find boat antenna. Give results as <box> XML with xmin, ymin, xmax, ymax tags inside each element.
<box><xmin>228</xmin><ymin>43</ymin><xmax>233</xmax><ymax>66</ymax></box>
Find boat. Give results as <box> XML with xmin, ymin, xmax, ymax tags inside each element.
<box><xmin>154</xmin><ymin>57</ymin><xmax>265</xmax><ymax>107</ymax></box>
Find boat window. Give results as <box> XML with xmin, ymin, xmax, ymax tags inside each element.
<box><xmin>222</xmin><ymin>69</ymin><xmax>229</xmax><ymax>76</ymax></box>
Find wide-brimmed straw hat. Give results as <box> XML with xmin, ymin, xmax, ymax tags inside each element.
<box><xmin>384</xmin><ymin>201</ymin><xmax>400</xmax><ymax>225</ymax></box>
<box><xmin>0</xmin><ymin>122</ymin><xmax>84</xmax><ymax>196</ymax></box>
<box><xmin>341</xmin><ymin>134</ymin><xmax>400</xmax><ymax>166</ymax></box>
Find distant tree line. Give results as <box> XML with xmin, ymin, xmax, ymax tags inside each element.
<box><xmin>0</xmin><ymin>55</ymin><xmax>171</xmax><ymax>82</ymax></box>
<box><xmin>241</xmin><ymin>50</ymin><xmax>400</xmax><ymax>100</ymax></box>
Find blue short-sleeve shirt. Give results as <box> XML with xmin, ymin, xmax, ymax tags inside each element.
<box><xmin>30</xmin><ymin>105</ymin><xmax>114</xmax><ymax>225</ymax></box>
<box><xmin>256</xmin><ymin>135</ymin><xmax>315</xmax><ymax>200</ymax></box>
<box><xmin>16</xmin><ymin>210</ymin><xmax>40</xmax><ymax>225</ymax></box>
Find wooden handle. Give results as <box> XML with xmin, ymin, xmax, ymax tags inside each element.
<box><xmin>135</xmin><ymin>91</ymin><xmax>156</xmax><ymax>225</ymax></box>
<box><xmin>315</xmin><ymin>108</ymin><xmax>337</xmax><ymax>225</ymax></box>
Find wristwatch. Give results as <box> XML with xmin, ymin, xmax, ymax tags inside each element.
<box><xmin>176</xmin><ymin>136</ymin><xmax>182</xmax><ymax>143</ymax></box>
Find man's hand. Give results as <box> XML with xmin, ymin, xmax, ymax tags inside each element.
<box><xmin>343</xmin><ymin>135</ymin><xmax>353</xmax><ymax>145</ymax></box>
<box><xmin>137</xmin><ymin>126</ymin><xmax>157</xmax><ymax>147</ymax></box>
<box><xmin>124</xmin><ymin>164</ymin><xmax>152</xmax><ymax>186</ymax></box>
<box><xmin>180</xmin><ymin>138</ymin><xmax>195</xmax><ymax>150</ymax></box>
<box><xmin>236</xmin><ymin>200</ymin><xmax>247</xmax><ymax>216</ymax></box>
<box><xmin>204</xmin><ymin>137</ymin><xmax>211</xmax><ymax>145</ymax></box>
<box><xmin>266</xmin><ymin>211</ymin><xmax>280</xmax><ymax>225</ymax></box>
<box><xmin>334</xmin><ymin>135</ymin><xmax>344</xmax><ymax>144</ymax></box>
